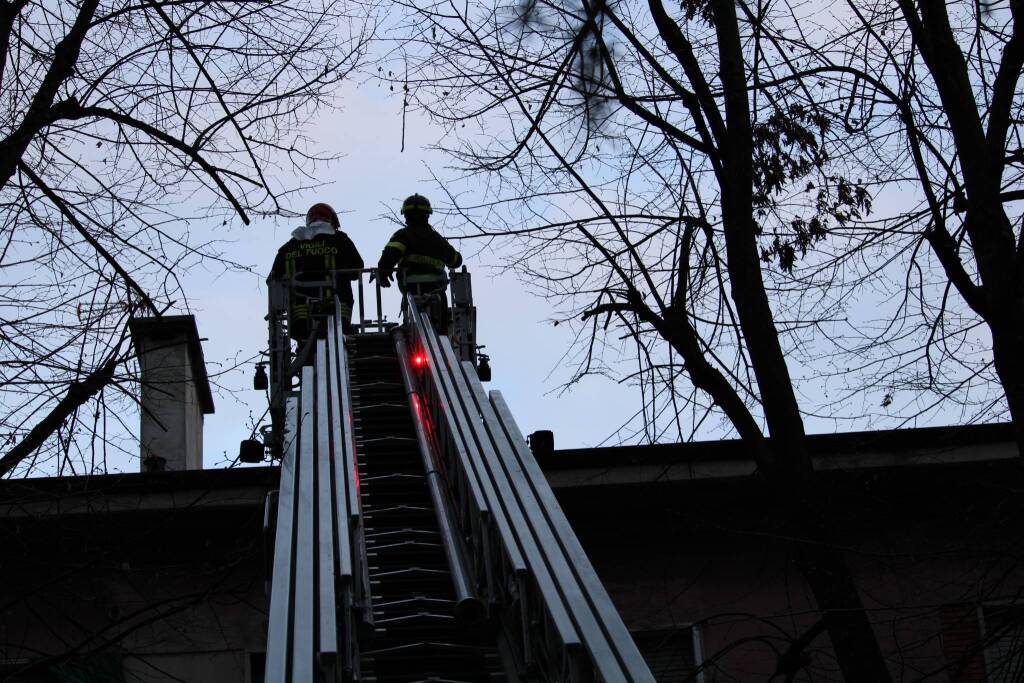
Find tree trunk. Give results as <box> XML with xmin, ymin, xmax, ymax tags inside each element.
<box><xmin>708</xmin><ymin>1</ymin><xmax>893</xmax><ymax>679</ymax></box>
<box><xmin>791</xmin><ymin>529</ymin><xmax>894</xmax><ymax>681</ymax></box>
<box><xmin>989</xmin><ymin>312</ymin><xmax>1024</xmax><ymax>455</ymax></box>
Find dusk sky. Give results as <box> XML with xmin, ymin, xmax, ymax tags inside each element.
<box><xmin>187</xmin><ymin>82</ymin><xmax>641</xmax><ymax>468</ymax></box>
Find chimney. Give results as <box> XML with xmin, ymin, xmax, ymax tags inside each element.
<box><xmin>129</xmin><ymin>315</ymin><xmax>215</xmax><ymax>472</ymax></box>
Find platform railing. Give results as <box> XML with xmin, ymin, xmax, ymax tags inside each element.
<box><xmin>402</xmin><ymin>294</ymin><xmax>655</xmax><ymax>683</ymax></box>
<box><xmin>266</xmin><ymin>268</ymin><xmax>393</xmax><ymax>459</ymax></box>
<box><xmin>268</xmin><ymin>267</ymin><xmax>390</xmax><ymax>343</ymax></box>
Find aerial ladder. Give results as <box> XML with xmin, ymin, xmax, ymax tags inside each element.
<box><xmin>260</xmin><ymin>269</ymin><xmax>654</xmax><ymax>683</ymax></box>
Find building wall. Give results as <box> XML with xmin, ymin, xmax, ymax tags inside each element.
<box><xmin>0</xmin><ymin>494</ymin><xmax>267</xmax><ymax>683</ymax></box>
<box><xmin>556</xmin><ymin>460</ymin><xmax>1024</xmax><ymax>682</ymax></box>
<box><xmin>2</xmin><ymin>448</ymin><xmax>1021</xmax><ymax>683</ymax></box>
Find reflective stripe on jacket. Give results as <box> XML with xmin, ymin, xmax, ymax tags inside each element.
<box><xmin>270</xmin><ymin>230</ymin><xmax>364</xmax><ymax>306</ymax></box>
<box><xmin>377</xmin><ymin>225</ymin><xmax>462</xmax><ymax>284</ymax></box>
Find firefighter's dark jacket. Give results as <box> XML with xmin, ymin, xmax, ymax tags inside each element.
<box><xmin>378</xmin><ymin>224</ymin><xmax>462</xmax><ymax>286</ymax></box>
<box><xmin>270</xmin><ymin>229</ymin><xmax>364</xmax><ymax>310</ymax></box>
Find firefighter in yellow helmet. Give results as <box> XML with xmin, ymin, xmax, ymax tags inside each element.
<box><xmin>270</xmin><ymin>203</ymin><xmax>363</xmax><ymax>339</ymax></box>
<box><xmin>377</xmin><ymin>194</ymin><xmax>462</xmax><ymax>294</ymax></box>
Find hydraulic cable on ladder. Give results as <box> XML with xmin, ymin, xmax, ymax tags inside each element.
<box><xmin>262</xmin><ymin>271</ymin><xmax>655</xmax><ymax>683</ymax></box>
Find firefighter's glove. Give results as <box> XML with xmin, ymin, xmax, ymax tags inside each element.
<box><xmin>379</xmin><ymin>270</ymin><xmax>393</xmax><ymax>288</ymax></box>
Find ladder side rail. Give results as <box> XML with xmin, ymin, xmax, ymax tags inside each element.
<box><xmin>291</xmin><ymin>366</ymin><xmax>317</xmax><ymax>682</ymax></box>
<box><xmin>411</xmin><ymin>309</ymin><xmax>491</xmax><ymax>519</ymax></box>
<box><xmin>431</xmin><ymin>334</ymin><xmax>585</xmax><ymax>680</ymax></box>
<box><xmin>374</xmin><ymin>268</ymin><xmax>384</xmax><ymax>334</ymax></box>
<box><xmin>407</xmin><ymin>296</ymin><xmax>508</xmax><ymax>537</ymax></box>
<box><xmin>315</xmin><ymin>341</ymin><xmax>340</xmax><ymax>674</ymax></box>
<box><xmin>265</xmin><ymin>396</ymin><xmax>300</xmax><ymax>683</ymax></box>
<box><xmin>418</xmin><ymin>339</ymin><xmax>503</xmax><ymax>613</ymax></box>
<box><xmin>488</xmin><ymin>390</ymin><xmax>656</xmax><ymax>683</ymax></box>
<box><xmin>406</xmin><ymin>298</ymin><xmax>522</xmax><ymax>609</ymax></box>
<box><xmin>394</xmin><ymin>329</ymin><xmax>485</xmax><ymax>624</ymax></box>
<box><xmin>356</xmin><ymin>273</ymin><xmax>366</xmax><ymax>332</ymax></box>
<box><xmin>331</xmin><ymin>302</ymin><xmax>374</xmax><ymax>629</ymax></box>
<box><xmin>327</xmin><ymin>310</ymin><xmax>360</xmax><ymax>679</ymax></box>
<box><xmin>403</xmin><ymin>301</ymin><xmax>540</xmax><ymax>671</ymax></box>
<box><xmin>455</xmin><ymin>361</ymin><xmax>622</xmax><ymax>682</ymax></box>
<box><xmin>267</xmin><ymin>279</ymin><xmax>292</xmax><ymax>458</ymax></box>
<box><xmin>410</xmin><ymin>300</ymin><xmax>532</xmax><ymax>618</ymax></box>
<box><xmin>333</xmin><ymin>303</ymin><xmax>362</xmax><ymax>522</ymax></box>
<box><xmin>326</xmin><ymin>313</ymin><xmax>353</xmax><ymax>583</ymax></box>
<box><xmin>462</xmin><ymin>355</ymin><xmax>648</xmax><ymax>683</ymax></box>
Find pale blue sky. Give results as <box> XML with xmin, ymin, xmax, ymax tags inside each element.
<box><xmin>186</xmin><ymin>83</ymin><xmax>640</xmax><ymax>467</ymax></box>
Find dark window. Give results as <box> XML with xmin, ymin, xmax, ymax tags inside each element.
<box><xmin>0</xmin><ymin>654</ymin><xmax>123</xmax><ymax>683</ymax></box>
<box><xmin>983</xmin><ymin>605</ymin><xmax>1024</xmax><ymax>683</ymax></box>
<box><xmin>249</xmin><ymin>652</ymin><xmax>266</xmax><ymax>683</ymax></box>
<box><xmin>0</xmin><ymin>662</ymin><xmax>56</xmax><ymax>683</ymax></box>
<box><xmin>940</xmin><ymin>604</ymin><xmax>987</xmax><ymax>682</ymax></box>
<box><xmin>632</xmin><ymin>628</ymin><xmax>699</xmax><ymax>683</ymax></box>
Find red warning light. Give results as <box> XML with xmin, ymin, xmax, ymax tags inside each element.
<box><xmin>412</xmin><ymin>352</ymin><xmax>427</xmax><ymax>369</ymax></box>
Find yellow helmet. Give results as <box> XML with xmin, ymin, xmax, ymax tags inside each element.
<box><xmin>400</xmin><ymin>194</ymin><xmax>432</xmax><ymax>217</ymax></box>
